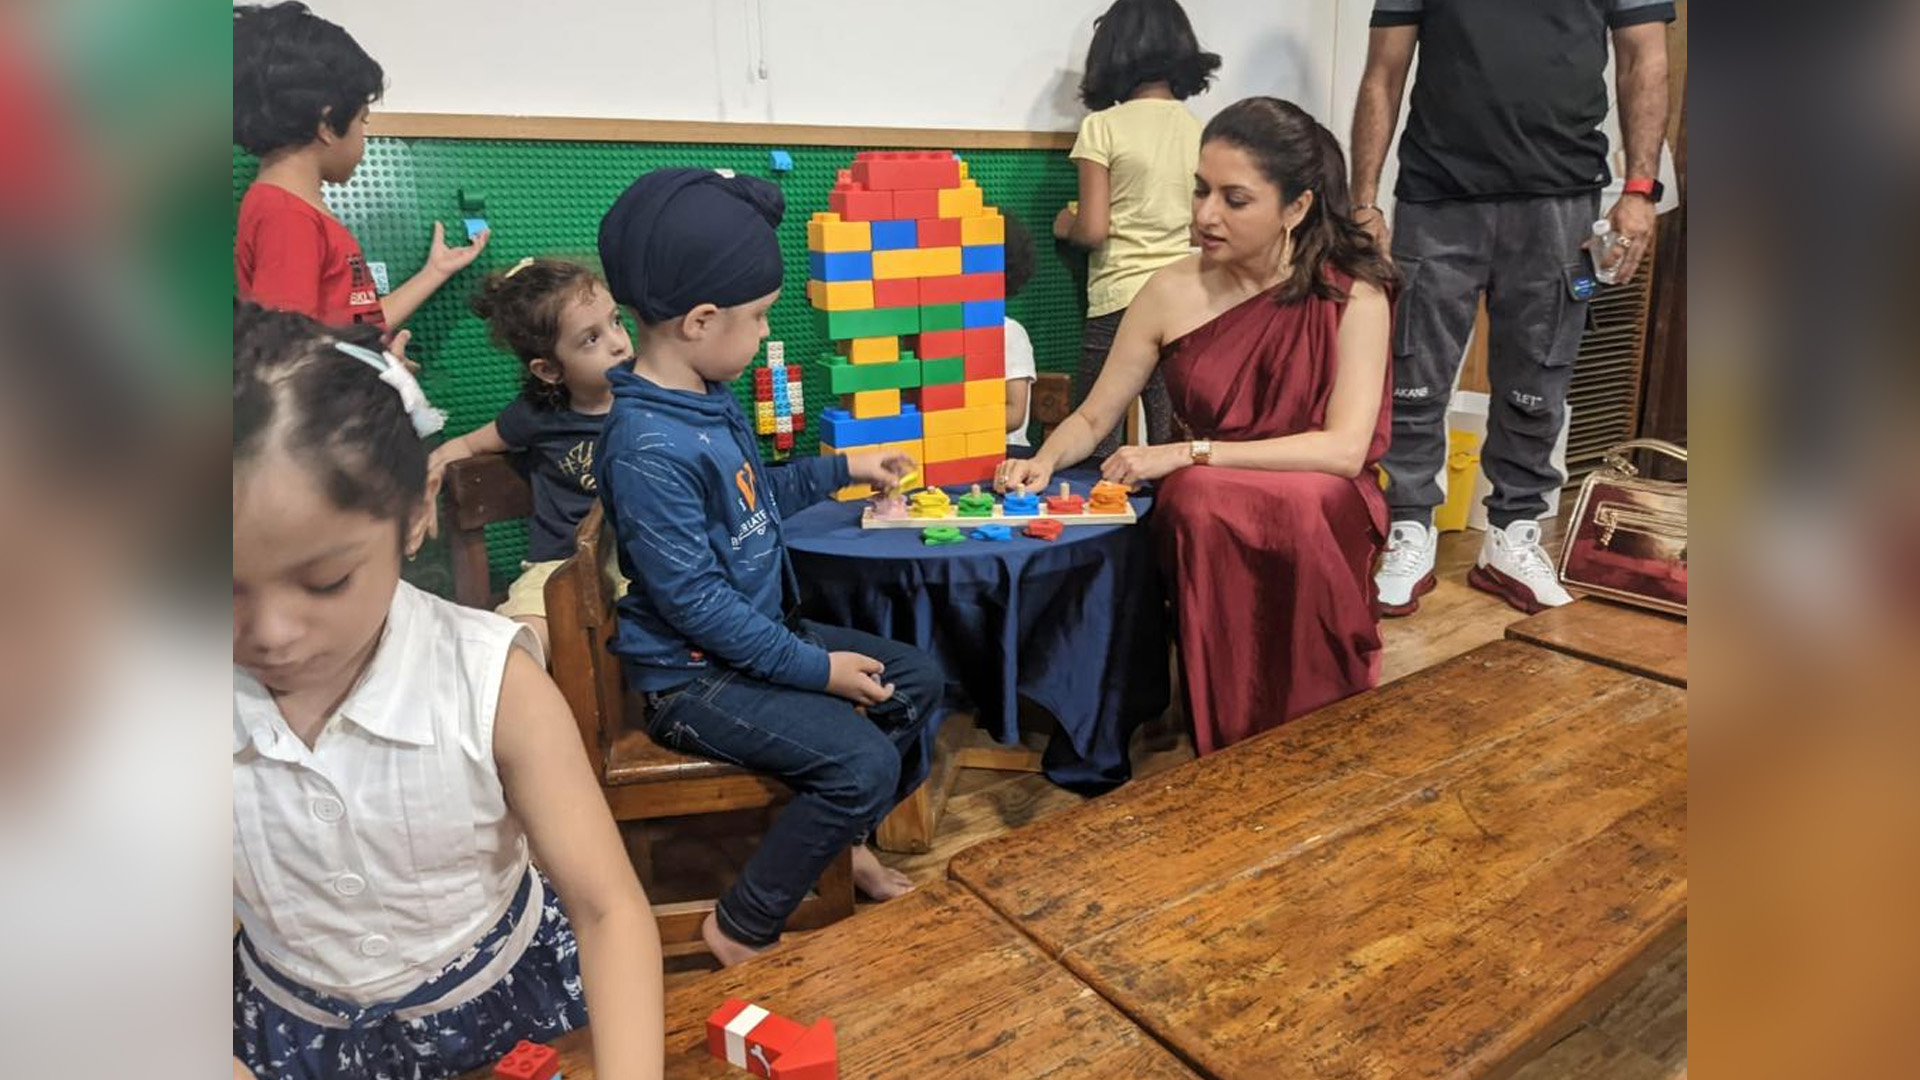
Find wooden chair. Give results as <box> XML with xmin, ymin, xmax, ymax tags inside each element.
<box><xmin>543</xmin><ymin>503</ymin><xmax>856</xmax><ymax>957</ymax></box>
<box><xmin>442</xmin><ymin>454</ymin><xmax>532</xmax><ymax>609</ymax></box>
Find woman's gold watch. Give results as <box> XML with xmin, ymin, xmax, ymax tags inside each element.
<box><xmin>1189</xmin><ymin>439</ymin><xmax>1213</xmax><ymax>466</ymax></box>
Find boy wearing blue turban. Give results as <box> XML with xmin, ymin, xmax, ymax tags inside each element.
<box><xmin>593</xmin><ymin>169</ymin><xmax>937</xmax><ymax>965</ymax></box>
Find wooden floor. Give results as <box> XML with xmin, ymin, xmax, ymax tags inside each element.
<box><xmin>649</xmin><ymin>517</ymin><xmax>1687</xmax><ymax>1078</ymax></box>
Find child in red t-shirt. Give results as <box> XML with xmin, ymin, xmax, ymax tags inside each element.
<box><xmin>232</xmin><ymin>3</ymin><xmax>489</xmax><ymax>333</ymax></box>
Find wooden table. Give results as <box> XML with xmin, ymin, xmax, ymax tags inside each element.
<box><xmin>949</xmin><ymin>641</ymin><xmax>1687</xmax><ymax>1080</ymax></box>
<box><xmin>1505</xmin><ymin>597</ymin><xmax>1688</xmax><ymax>686</ymax></box>
<box><xmin>463</xmin><ymin>881</ymin><xmax>1199</xmax><ymax>1079</ymax></box>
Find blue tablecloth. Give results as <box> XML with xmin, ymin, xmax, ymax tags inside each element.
<box><xmin>784</xmin><ymin>468</ymin><xmax>1170</xmax><ymax>794</ymax></box>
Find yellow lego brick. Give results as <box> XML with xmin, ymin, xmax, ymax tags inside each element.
<box><xmin>921</xmin><ymin>432</ymin><xmax>969</xmax><ymax>463</ymax></box>
<box><xmin>807</xmin><ymin>279</ymin><xmax>874</xmax><ymax>311</ymax></box>
<box><xmin>967</xmin><ymin>429</ymin><xmax>1007</xmax><ymax>458</ymax></box>
<box><xmin>961</xmin><ymin>212</ymin><xmax>1005</xmax><ymax>246</ymax></box>
<box><xmin>957</xmin><ymin>159</ymin><xmax>969</xmax><ymax>179</ymax></box>
<box><xmin>938</xmin><ymin>180</ymin><xmax>985</xmax><ymax>219</ymax></box>
<box><xmin>923</xmin><ymin>403</ymin><xmax>1002</xmax><ymax>438</ymax></box>
<box><xmin>850</xmin><ymin>389</ymin><xmax>901</xmax><ymax>419</ymax></box>
<box><xmin>807</xmin><ymin>212</ymin><xmax>871</xmax><ymax>253</ymax></box>
<box><xmin>845</xmin><ymin>336</ymin><xmax>900</xmax><ymax>365</ymax></box>
<box><xmin>963</xmin><ymin>378</ymin><xmax>1006</xmax><ymax>409</ymax></box>
<box><xmin>919</xmin><ymin>246</ymin><xmax>962</xmax><ymax>277</ymax></box>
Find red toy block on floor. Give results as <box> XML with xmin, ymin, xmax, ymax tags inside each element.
<box><xmin>852</xmin><ymin>149</ymin><xmax>960</xmax><ymax>191</ymax></box>
<box><xmin>493</xmin><ymin>1039</ymin><xmax>561</xmax><ymax>1080</ymax></box>
<box><xmin>1025</xmin><ymin>518</ymin><xmax>1065</xmax><ymax>541</ymax></box>
<box><xmin>707</xmin><ymin>998</ymin><xmax>838</xmax><ymax>1080</ymax></box>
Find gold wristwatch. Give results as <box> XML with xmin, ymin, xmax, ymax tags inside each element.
<box><xmin>1189</xmin><ymin>439</ymin><xmax>1213</xmax><ymax>466</ymax></box>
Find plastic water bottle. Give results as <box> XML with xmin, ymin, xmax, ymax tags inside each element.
<box><xmin>1586</xmin><ymin>219</ymin><xmax>1628</xmax><ymax>285</ymax></box>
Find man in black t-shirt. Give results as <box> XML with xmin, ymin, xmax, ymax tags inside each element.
<box><xmin>1352</xmin><ymin>0</ymin><xmax>1674</xmax><ymax>617</ymax></box>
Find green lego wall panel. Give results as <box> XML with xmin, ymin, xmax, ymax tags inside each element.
<box><xmin>234</xmin><ymin>135</ymin><xmax>1082</xmax><ymax>592</ymax></box>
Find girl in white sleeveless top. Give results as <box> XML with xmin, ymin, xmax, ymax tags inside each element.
<box><xmin>231</xmin><ymin>304</ymin><xmax>663</xmax><ymax>1080</ymax></box>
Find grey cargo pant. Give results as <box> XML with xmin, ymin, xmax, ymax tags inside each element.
<box><xmin>1381</xmin><ymin>193</ymin><xmax>1600</xmax><ymax>529</ymax></box>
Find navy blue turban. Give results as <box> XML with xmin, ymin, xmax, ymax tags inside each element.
<box><xmin>597</xmin><ymin>168</ymin><xmax>786</xmax><ymax>324</ymax></box>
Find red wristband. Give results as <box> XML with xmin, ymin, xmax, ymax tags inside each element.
<box><xmin>1623</xmin><ymin>177</ymin><xmax>1659</xmax><ymax>198</ymax></box>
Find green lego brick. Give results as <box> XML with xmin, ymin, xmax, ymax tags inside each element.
<box><xmin>815</xmin><ymin>304</ymin><xmax>920</xmax><ymax>340</ymax></box>
<box><xmin>818</xmin><ymin>353</ymin><xmax>923</xmax><ymax>394</ymax></box>
<box><xmin>235</xmin><ymin>138</ymin><xmax>1083</xmax><ymax>593</ymax></box>
<box><xmin>920</xmin><ymin>355</ymin><xmax>966</xmax><ymax>385</ymax></box>
<box><xmin>919</xmin><ymin>303</ymin><xmax>964</xmax><ymax>331</ymax></box>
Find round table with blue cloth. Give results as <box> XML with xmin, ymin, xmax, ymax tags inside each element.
<box><xmin>783</xmin><ymin>467</ymin><xmax>1170</xmax><ymax>794</ymax></box>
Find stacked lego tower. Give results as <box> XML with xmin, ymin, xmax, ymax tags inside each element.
<box><xmin>808</xmin><ymin>150</ymin><xmax>1008</xmax><ymax>497</ymax></box>
<box><xmin>750</xmin><ymin>340</ymin><xmax>804</xmax><ymax>453</ymax></box>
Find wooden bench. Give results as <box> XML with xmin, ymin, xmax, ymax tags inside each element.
<box><xmin>1506</xmin><ymin>596</ymin><xmax>1688</xmax><ymax>686</ymax></box>
<box><xmin>441</xmin><ymin>454</ymin><xmax>532</xmax><ymax>609</ymax></box>
<box><xmin>455</xmin><ymin>881</ymin><xmax>1199</xmax><ymax>1079</ymax></box>
<box><xmin>948</xmin><ymin>640</ymin><xmax>1687</xmax><ymax>1080</ymax></box>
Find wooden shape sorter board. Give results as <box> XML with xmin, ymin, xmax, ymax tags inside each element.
<box><xmin>862</xmin><ymin>481</ymin><xmax>1137</xmax><ymax>529</ymax></box>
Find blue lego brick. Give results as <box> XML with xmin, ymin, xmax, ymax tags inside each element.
<box><xmin>808</xmin><ymin>250</ymin><xmax>874</xmax><ymax>283</ymax></box>
<box><xmin>463</xmin><ymin>217</ymin><xmax>490</xmax><ymax>240</ymax></box>
<box><xmin>769</xmin><ymin>149</ymin><xmax>794</xmax><ymax>172</ymax></box>
<box><xmin>870</xmin><ymin>219</ymin><xmax>917</xmax><ymax>251</ymax></box>
<box><xmin>821</xmin><ymin>405</ymin><xmax>923</xmax><ymax>448</ymax></box>
<box><xmin>961</xmin><ymin>244</ymin><xmax>1004</xmax><ymax>274</ymax></box>
<box><xmin>962</xmin><ymin>299</ymin><xmax>1005</xmax><ymax>329</ymax></box>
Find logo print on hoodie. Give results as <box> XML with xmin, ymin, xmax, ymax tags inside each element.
<box><xmin>735</xmin><ymin>463</ymin><xmax>757</xmax><ymax>512</ymax></box>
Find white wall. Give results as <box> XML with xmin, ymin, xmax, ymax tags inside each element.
<box><xmin>274</xmin><ymin>0</ymin><xmax>1363</xmax><ymax>133</ymax></box>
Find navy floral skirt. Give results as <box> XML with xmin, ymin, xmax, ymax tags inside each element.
<box><xmin>234</xmin><ymin>868</ymin><xmax>587</xmax><ymax>1079</ymax></box>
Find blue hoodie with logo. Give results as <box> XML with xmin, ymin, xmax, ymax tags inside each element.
<box><xmin>594</xmin><ymin>366</ymin><xmax>852</xmax><ymax>692</ymax></box>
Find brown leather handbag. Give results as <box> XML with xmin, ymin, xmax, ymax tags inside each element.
<box><xmin>1558</xmin><ymin>439</ymin><xmax>1688</xmax><ymax>616</ymax></box>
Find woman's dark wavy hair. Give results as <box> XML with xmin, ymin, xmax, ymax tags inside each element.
<box><xmin>470</xmin><ymin>259</ymin><xmax>605</xmax><ymax>410</ymax></box>
<box><xmin>233</xmin><ymin>302</ymin><xmax>426</xmax><ymax>527</ymax></box>
<box><xmin>1079</xmin><ymin>0</ymin><xmax>1221</xmax><ymax>110</ymax></box>
<box><xmin>1201</xmin><ymin>97</ymin><xmax>1399</xmax><ymax>304</ymax></box>
<box><xmin>233</xmin><ymin>2</ymin><xmax>385</xmax><ymax>156</ymax></box>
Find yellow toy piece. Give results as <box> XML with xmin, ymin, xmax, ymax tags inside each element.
<box><xmin>907</xmin><ymin>488</ymin><xmax>954</xmax><ymax>518</ymax></box>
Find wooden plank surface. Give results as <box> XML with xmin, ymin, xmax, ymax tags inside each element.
<box><xmin>948</xmin><ymin>641</ymin><xmax>1686</xmax><ymax>1080</ymax></box>
<box><xmin>461</xmin><ymin>881</ymin><xmax>1198</xmax><ymax>1079</ymax></box>
<box><xmin>369</xmin><ymin>111</ymin><xmax>1076</xmax><ymax>150</ymax></box>
<box><xmin>1505</xmin><ymin>597</ymin><xmax>1688</xmax><ymax>686</ymax></box>
<box><xmin>861</xmin><ymin>504</ymin><xmax>1138</xmax><ymax>529</ymax></box>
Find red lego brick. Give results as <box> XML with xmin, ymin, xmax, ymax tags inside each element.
<box><xmin>754</xmin><ymin>368</ymin><xmax>774</xmax><ymax>386</ymax></box>
<box><xmin>872</xmin><ymin>278</ymin><xmax>919</xmax><ymax>308</ymax></box>
<box><xmin>829</xmin><ymin>183</ymin><xmax>894</xmax><ymax>223</ymax></box>
<box><xmin>852</xmin><ymin>150</ymin><xmax>960</xmax><ymax>191</ymax></box>
<box><xmin>915</xmin><ymin>218</ymin><xmax>962</xmax><ymax>248</ymax></box>
<box><xmin>918</xmin><ymin>275</ymin><xmax>968</xmax><ymax>306</ymax></box>
<box><xmin>494</xmin><ymin>1040</ymin><xmax>560</xmax><ymax>1080</ymax></box>
<box><xmin>907</xmin><ymin>382</ymin><xmax>966</xmax><ymax>411</ymax></box>
<box><xmin>786</xmin><ymin>365</ymin><xmax>802</xmax><ymax>382</ymax></box>
<box><xmin>775</xmin><ymin>432</ymin><xmax>794</xmax><ymax>450</ymax></box>
<box><xmin>963</xmin><ymin>352</ymin><xmax>1005</xmax><ymax>380</ymax></box>
<box><xmin>924</xmin><ymin>454</ymin><xmax>1001</xmax><ymax>487</ymax></box>
<box><xmin>964</xmin><ymin>324</ymin><xmax>1005</xmax><ymax>356</ymax></box>
<box><xmin>916</xmin><ymin>328</ymin><xmax>965</xmax><ymax>359</ymax></box>
<box><xmin>892</xmin><ymin>189</ymin><xmax>938</xmax><ymax>218</ymax></box>
<box><xmin>769</xmin><ymin>1019</ymin><xmax>839</xmax><ymax>1080</ymax></box>
<box><xmin>958</xmin><ymin>272</ymin><xmax>1003</xmax><ymax>301</ymax></box>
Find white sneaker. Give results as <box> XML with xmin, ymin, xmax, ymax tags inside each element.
<box><xmin>1375</xmin><ymin>520</ymin><xmax>1438</xmax><ymax>617</ymax></box>
<box><xmin>1469</xmin><ymin>520</ymin><xmax>1573</xmax><ymax>614</ymax></box>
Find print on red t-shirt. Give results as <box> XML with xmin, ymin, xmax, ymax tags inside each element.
<box><xmin>234</xmin><ymin>183</ymin><xmax>387</xmax><ymax>331</ymax></box>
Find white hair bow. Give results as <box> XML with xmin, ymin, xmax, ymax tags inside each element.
<box><xmin>333</xmin><ymin>341</ymin><xmax>448</xmax><ymax>438</ymax></box>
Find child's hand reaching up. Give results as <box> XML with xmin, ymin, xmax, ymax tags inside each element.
<box><xmin>844</xmin><ymin>450</ymin><xmax>916</xmax><ymax>490</ymax></box>
<box><xmin>827</xmin><ymin>651</ymin><xmax>895</xmax><ymax>706</ymax></box>
<box><xmin>425</xmin><ymin>220</ymin><xmax>491</xmax><ymax>280</ymax></box>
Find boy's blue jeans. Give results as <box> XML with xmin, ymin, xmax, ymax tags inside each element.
<box><xmin>640</xmin><ymin>620</ymin><xmax>944</xmax><ymax>947</ymax></box>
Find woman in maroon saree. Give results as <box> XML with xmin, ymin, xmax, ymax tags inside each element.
<box><xmin>1002</xmin><ymin>97</ymin><xmax>1396</xmax><ymax>755</ymax></box>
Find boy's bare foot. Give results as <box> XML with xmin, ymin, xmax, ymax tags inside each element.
<box><xmin>850</xmin><ymin>845</ymin><xmax>915</xmax><ymax>901</ymax></box>
<box><xmin>701</xmin><ymin>911</ymin><xmax>767</xmax><ymax>968</ymax></box>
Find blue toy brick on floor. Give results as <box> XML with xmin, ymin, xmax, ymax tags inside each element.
<box><xmin>970</xmin><ymin>524</ymin><xmax>1014</xmax><ymax>542</ymax></box>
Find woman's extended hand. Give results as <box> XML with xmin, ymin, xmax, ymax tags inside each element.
<box><xmin>1101</xmin><ymin>443</ymin><xmax>1191</xmax><ymax>486</ymax></box>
